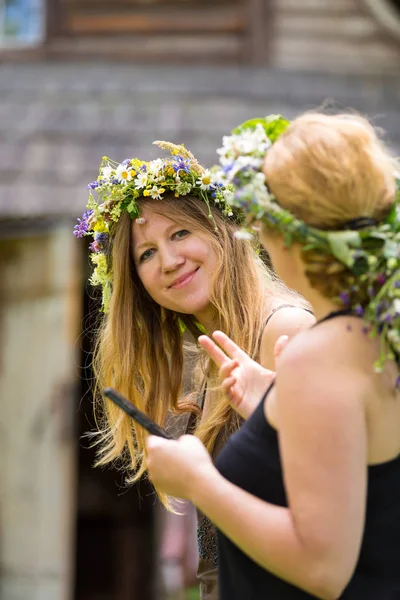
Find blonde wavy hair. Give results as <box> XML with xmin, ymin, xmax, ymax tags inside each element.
<box><xmin>92</xmin><ymin>194</ymin><xmax>297</xmax><ymax>504</ymax></box>
<box><xmin>263</xmin><ymin>112</ymin><xmax>399</xmax><ymax>300</ymax></box>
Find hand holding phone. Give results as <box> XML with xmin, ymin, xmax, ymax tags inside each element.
<box><xmin>104</xmin><ymin>387</ymin><xmax>174</xmax><ymax>439</ymax></box>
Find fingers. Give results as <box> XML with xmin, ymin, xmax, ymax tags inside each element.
<box><xmin>146</xmin><ymin>435</ymin><xmax>166</xmax><ymax>450</ymax></box>
<box><xmin>219</xmin><ymin>358</ymin><xmax>239</xmax><ymax>381</ymax></box>
<box><xmin>211</xmin><ymin>331</ymin><xmax>247</xmax><ymax>360</ymax></box>
<box><xmin>274</xmin><ymin>335</ymin><xmax>289</xmax><ymax>362</ymax></box>
<box><xmin>198</xmin><ymin>335</ymin><xmax>229</xmax><ymax>368</ymax></box>
<box><xmin>221</xmin><ymin>376</ymin><xmax>236</xmax><ymax>396</ymax></box>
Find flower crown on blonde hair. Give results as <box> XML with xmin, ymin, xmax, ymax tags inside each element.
<box><xmin>73</xmin><ymin>141</ymin><xmax>237</xmax><ymax>312</ymax></box>
<box><xmin>213</xmin><ymin>115</ymin><xmax>400</xmax><ymax>380</ymax></box>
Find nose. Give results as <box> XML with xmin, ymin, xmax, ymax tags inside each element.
<box><xmin>160</xmin><ymin>246</ymin><xmax>185</xmax><ymax>273</ymax></box>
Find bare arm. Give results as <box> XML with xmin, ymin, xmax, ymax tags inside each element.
<box><xmin>192</xmin><ymin>336</ymin><xmax>368</xmax><ymax>598</ymax></box>
<box><xmin>148</xmin><ymin>330</ymin><xmax>368</xmax><ymax>599</ymax></box>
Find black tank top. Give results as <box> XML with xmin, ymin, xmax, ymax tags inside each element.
<box><xmin>215</xmin><ymin>311</ymin><xmax>400</xmax><ymax>600</ymax></box>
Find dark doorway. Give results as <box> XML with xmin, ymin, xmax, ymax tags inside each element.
<box><xmin>74</xmin><ymin>248</ymin><xmax>156</xmax><ymax>600</ymax></box>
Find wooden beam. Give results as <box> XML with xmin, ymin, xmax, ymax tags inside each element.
<box><xmin>66</xmin><ymin>7</ymin><xmax>245</xmax><ymax>35</ymax></box>
<box><xmin>246</xmin><ymin>0</ymin><xmax>274</xmax><ymax>65</ymax></box>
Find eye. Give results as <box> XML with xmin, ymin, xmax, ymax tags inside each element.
<box><xmin>172</xmin><ymin>229</ymin><xmax>190</xmax><ymax>240</ymax></box>
<box><xmin>139</xmin><ymin>248</ymin><xmax>155</xmax><ymax>262</ymax></box>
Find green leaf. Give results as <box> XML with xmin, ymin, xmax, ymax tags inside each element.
<box><xmin>232</xmin><ymin>115</ymin><xmax>290</xmax><ymax>142</ymax></box>
<box><xmin>126</xmin><ymin>200</ymin><xmax>139</xmax><ymax>217</ymax></box>
<box><xmin>326</xmin><ymin>233</ymin><xmax>356</xmax><ymax>267</ymax></box>
<box><xmin>383</xmin><ymin>239</ymin><xmax>399</xmax><ymax>258</ymax></box>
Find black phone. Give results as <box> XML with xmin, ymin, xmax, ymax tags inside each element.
<box><xmin>104</xmin><ymin>387</ymin><xmax>174</xmax><ymax>440</ymax></box>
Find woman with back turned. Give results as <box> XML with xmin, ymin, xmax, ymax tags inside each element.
<box><xmin>146</xmin><ymin>113</ymin><xmax>400</xmax><ymax>599</ymax></box>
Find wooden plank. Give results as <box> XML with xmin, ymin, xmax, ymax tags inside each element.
<box><xmin>276</xmin><ymin>0</ymin><xmax>357</xmax><ymax>13</ymax></box>
<box><xmin>273</xmin><ymin>36</ymin><xmax>400</xmax><ymax>73</ymax></box>
<box><xmin>66</xmin><ymin>7</ymin><xmax>245</xmax><ymax>34</ymax></box>
<box><xmin>47</xmin><ymin>33</ymin><xmax>244</xmax><ymax>62</ymax></box>
<box><xmin>64</xmin><ymin>0</ymin><xmax>235</xmax><ymax>6</ymax></box>
<box><xmin>274</xmin><ymin>14</ymin><xmax>378</xmax><ymax>38</ymax></box>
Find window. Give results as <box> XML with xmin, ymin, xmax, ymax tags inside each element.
<box><xmin>0</xmin><ymin>0</ymin><xmax>45</xmax><ymax>48</ymax></box>
<box><xmin>363</xmin><ymin>0</ymin><xmax>400</xmax><ymax>40</ymax></box>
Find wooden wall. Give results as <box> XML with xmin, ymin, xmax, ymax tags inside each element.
<box><xmin>0</xmin><ymin>225</ymin><xmax>82</xmax><ymax>600</ymax></box>
<box><xmin>46</xmin><ymin>0</ymin><xmax>400</xmax><ymax>72</ymax></box>
<box><xmin>48</xmin><ymin>0</ymin><xmax>271</xmax><ymax>63</ymax></box>
<box><xmin>273</xmin><ymin>0</ymin><xmax>400</xmax><ymax>74</ymax></box>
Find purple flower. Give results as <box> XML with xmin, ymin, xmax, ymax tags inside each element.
<box><xmin>73</xmin><ymin>209</ymin><xmax>93</xmax><ymax>238</ymax></box>
<box><xmin>140</xmin><ymin>164</ymin><xmax>147</xmax><ymax>172</ymax></box>
<box><xmin>376</xmin><ymin>273</ymin><xmax>386</xmax><ymax>285</ymax></box>
<box><xmin>94</xmin><ymin>232</ymin><xmax>108</xmax><ymax>251</ymax></box>
<box><xmin>173</xmin><ymin>156</ymin><xmax>191</xmax><ymax>173</ymax></box>
<box><xmin>367</xmin><ymin>286</ymin><xmax>375</xmax><ymax>297</ymax></box>
<box><xmin>90</xmin><ymin>241</ymin><xmax>100</xmax><ymax>252</ymax></box>
<box><xmin>122</xmin><ymin>158</ymin><xmax>131</xmax><ymax>166</ymax></box>
<box><xmin>339</xmin><ymin>291</ymin><xmax>351</xmax><ymax>306</ymax></box>
<box><xmin>355</xmin><ymin>304</ymin><xmax>364</xmax><ymax>317</ymax></box>
<box><xmin>87</xmin><ymin>181</ymin><xmax>99</xmax><ymax>190</ymax></box>
<box><xmin>395</xmin><ymin>280</ymin><xmax>400</xmax><ymax>289</ymax></box>
<box><xmin>396</xmin><ymin>375</ymin><xmax>400</xmax><ymax>390</ymax></box>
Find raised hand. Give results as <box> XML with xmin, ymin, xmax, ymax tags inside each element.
<box><xmin>199</xmin><ymin>332</ymin><xmax>288</xmax><ymax>419</ymax></box>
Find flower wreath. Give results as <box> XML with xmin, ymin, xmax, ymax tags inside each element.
<box><xmin>213</xmin><ymin>115</ymin><xmax>400</xmax><ymax>380</ymax></box>
<box><xmin>73</xmin><ymin>141</ymin><xmax>236</xmax><ymax>312</ymax></box>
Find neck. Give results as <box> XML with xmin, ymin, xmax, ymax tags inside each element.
<box><xmin>302</xmin><ymin>288</ymin><xmax>342</xmax><ymax>321</ymax></box>
<box><xmin>194</xmin><ymin>306</ymin><xmax>219</xmax><ymax>333</ymax></box>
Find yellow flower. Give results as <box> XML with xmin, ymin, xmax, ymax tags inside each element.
<box><xmin>172</xmin><ymin>149</ymin><xmax>179</xmax><ymax>155</ymax></box>
<box><xmin>143</xmin><ymin>190</ymin><xmax>150</xmax><ymax>197</ymax></box>
<box><xmin>131</xmin><ymin>158</ymin><xmax>146</xmax><ymax>170</ymax></box>
<box><xmin>131</xmin><ymin>170</ymin><xmax>136</xmax><ymax>177</ymax></box>
<box><xmin>93</xmin><ymin>220</ymin><xmax>108</xmax><ymax>233</ymax></box>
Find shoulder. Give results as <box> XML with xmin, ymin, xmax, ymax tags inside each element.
<box><xmin>263</xmin><ymin>305</ymin><xmax>316</xmax><ymax>341</ymax></box>
<box><xmin>259</xmin><ymin>305</ymin><xmax>316</xmax><ymax>370</ymax></box>
<box><xmin>276</xmin><ymin>314</ymin><xmax>372</xmax><ymax>396</ymax></box>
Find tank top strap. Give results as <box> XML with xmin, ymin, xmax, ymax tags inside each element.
<box><xmin>264</xmin><ymin>304</ymin><xmax>314</xmax><ymax>329</ymax></box>
<box><xmin>314</xmin><ymin>308</ymin><xmax>355</xmax><ymax>326</ymax></box>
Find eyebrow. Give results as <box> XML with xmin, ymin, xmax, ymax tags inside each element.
<box><xmin>133</xmin><ymin>222</ymin><xmax>179</xmax><ymax>252</ymax></box>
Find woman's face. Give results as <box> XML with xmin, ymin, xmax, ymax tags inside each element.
<box><xmin>132</xmin><ymin>204</ymin><xmax>218</xmax><ymax>325</ymax></box>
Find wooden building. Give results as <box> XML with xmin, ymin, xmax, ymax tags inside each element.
<box><xmin>0</xmin><ymin>1</ymin><xmax>399</xmax><ymax>600</ymax></box>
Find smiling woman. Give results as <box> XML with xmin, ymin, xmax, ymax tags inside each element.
<box><xmin>74</xmin><ymin>141</ymin><xmax>314</xmax><ymax>600</ymax></box>
<box><xmin>132</xmin><ymin>200</ymin><xmax>219</xmax><ymax>328</ymax></box>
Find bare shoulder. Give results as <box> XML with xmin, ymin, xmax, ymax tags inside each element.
<box><xmin>260</xmin><ymin>306</ymin><xmax>316</xmax><ymax>370</ymax></box>
<box><xmin>279</xmin><ymin>313</ymin><xmax>375</xmax><ymax>373</ymax></box>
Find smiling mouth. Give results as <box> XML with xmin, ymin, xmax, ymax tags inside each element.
<box><xmin>169</xmin><ymin>268</ymin><xmax>199</xmax><ymax>289</ymax></box>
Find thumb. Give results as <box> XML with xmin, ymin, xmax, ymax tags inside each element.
<box><xmin>146</xmin><ymin>435</ymin><xmax>164</xmax><ymax>450</ymax></box>
<box><xmin>274</xmin><ymin>335</ymin><xmax>289</xmax><ymax>364</ymax></box>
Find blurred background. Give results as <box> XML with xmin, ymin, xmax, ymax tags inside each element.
<box><xmin>0</xmin><ymin>1</ymin><xmax>399</xmax><ymax>599</ymax></box>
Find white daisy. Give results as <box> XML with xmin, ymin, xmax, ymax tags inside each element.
<box><xmin>148</xmin><ymin>159</ymin><xmax>164</xmax><ymax>179</ymax></box>
<box><xmin>101</xmin><ymin>165</ymin><xmax>113</xmax><ymax>181</ymax></box>
<box><xmin>115</xmin><ymin>163</ymin><xmax>133</xmax><ymax>184</ymax></box>
<box><xmin>135</xmin><ymin>172</ymin><xmax>148</xmax><ymax>189</ymax></box>
<box><xmin>196</xmin><ymin>169</ymin><xmax>213</xmax><ymax>191</ymax></box>
<box><xmin>148</xmin><ymin>185</ymin><xmax>163</xmax><ymax>200</ymax></box>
